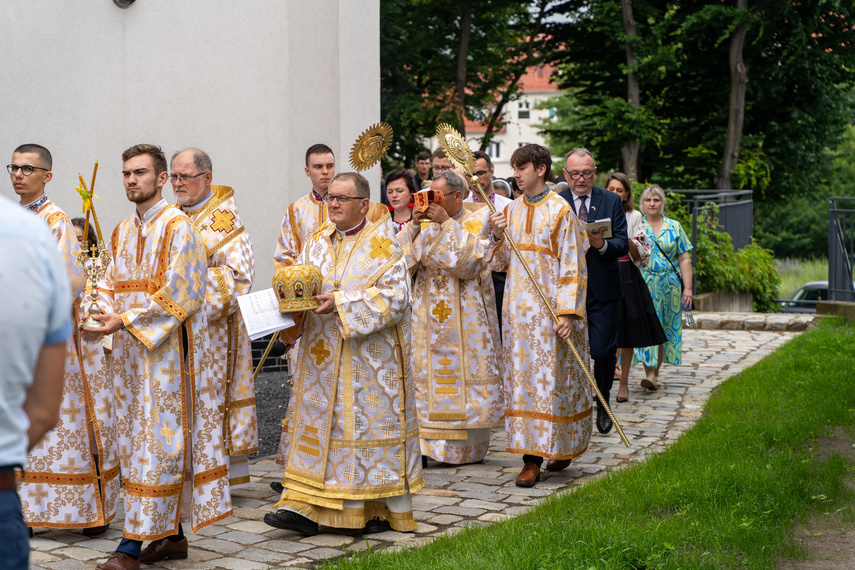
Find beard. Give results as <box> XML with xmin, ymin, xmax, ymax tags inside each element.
<box><xmin>126</xmin><ymin>185</ymin><xmax>158</xmax><ymax>204</ymax></box>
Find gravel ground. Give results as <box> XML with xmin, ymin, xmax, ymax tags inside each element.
<box><xmin>249</xmin><ymin>368</ymin><xmax>292</xmax><ymax>459</ymax></box>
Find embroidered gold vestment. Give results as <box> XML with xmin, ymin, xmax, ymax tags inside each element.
<box><xmin>18</xmin><ymin>200</ymin><xmax>122</xmax><ymax>529</ymax></box>
<box><xmin>273</xmin><ymin>191</ymin><xmax>389</xmax><ymax>465</ymax></box>
<box><xmin>104</xmin><ymin>200</ymin><xmax>231</xmax><ymax>539</ymax></box>
<box><xmin>277</xmin><ymin>217</ymin><xmax>424</xmax><ymax>531</ymax></box>
<box><xmin>182</xmin><ymin>186</ymin><xmax>257</xmax><ymax>488</ymax></box>
<box><xmin>488</xmin><ymin>192</ymin><xmax>593</xmax><ymax>460</ymax></box>
<box><xmin>399</xmin><ymin>207</ymin><xmax>504</xmax><ymax>464</ymax></box>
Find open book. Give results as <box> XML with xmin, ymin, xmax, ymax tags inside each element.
<box><xmin>237</xmin><ymin>288</ymin><xmax>295</xmax><ymax>340</ymax></box>
<box><xmin>586</xmin><ymin>218</ymin><xmax>612</xmax><ymax>239</ymax></box>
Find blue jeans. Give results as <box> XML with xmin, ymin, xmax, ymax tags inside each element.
<box><xmin>0</xmin><ymin>490</ymin><xmax>29</xmax><ymax>570</ymax></box>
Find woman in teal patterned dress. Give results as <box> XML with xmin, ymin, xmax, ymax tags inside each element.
<box><xmin>633</xmin><ymin>185</ymin><xmax>694</xmax><ymax>389</ymax></box>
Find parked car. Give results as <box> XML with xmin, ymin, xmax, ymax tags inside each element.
<box><xmin>777</xmin><ymin>280</ymin><xmax>855</xmax><ymax>313</ymax></box>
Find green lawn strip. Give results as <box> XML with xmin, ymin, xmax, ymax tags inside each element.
<box><xmin>325</xmin><ymin>320</ymin><xmax>855</xmax><ymax>569</ymax></box>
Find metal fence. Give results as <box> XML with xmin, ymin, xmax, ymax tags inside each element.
<box><xmin>829</xmin><ymin>197</ymin><xmax>855</xmax><ymax>302</ymax></box>
<box><xmin>669</xmin><ymin>189</ymin><xmax>754</xmax><ymax>270</ymax></box>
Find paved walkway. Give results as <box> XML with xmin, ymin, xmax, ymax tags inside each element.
<box><xmin>29</xmin><ymin>322</ymin><xmax>805</xmax><ymax>569</ymax></box>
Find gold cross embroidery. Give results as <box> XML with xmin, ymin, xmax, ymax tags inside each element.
<box><xmin>463</xmin><ymin>219</ymin><xmax>483</xmax><ymax>235</ymax></box>
<box><xmin>210</xmin><ymin>209</ymin><xmax>236</xmax><ymax>233</ymax></box>
<box><xmin>369</xmin><ymin>236</ymin><xmax>393</xmax><ymax>259</ymax></box>
<box><xmin>310</xmin><ymin>339</ymin><xmax>330</xmax><ymax>365</ymax></box>
<box><xmin>160</xmin><ymin>421</ymin><xmax>177</xmax><ymax>445</ymax></box>
<box><xmin>432</xmin><ymin>300</ymin><xmax>452</xmax><ymax>323</ymax></box>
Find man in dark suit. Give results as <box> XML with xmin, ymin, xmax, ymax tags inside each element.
<box><xmin>558</xmin><ymin>148</ymin><xmax>628</xmax><ymax>439</ymax></box>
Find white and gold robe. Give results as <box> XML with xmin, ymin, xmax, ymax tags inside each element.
<box><xmin>488</xmin><ymin>192</ymin><xmax>593</xmax><ymax>460</ymax></box>
<box><xmin>277</xmin><ymin>217</ymin><xmax>424</xmax><ymax>531</ymax></box>
<box><xmin>273</xmin><ymin>191</ymin><xmax>389</xmax><ymax>465</ymax></box>
<box><xmin>399</xmin><ymin>207</ymin><xmax>503</xmax><ymax>464</ymax></box>
<box><xmin>18</xmin><ymin>200</ymin><xmax>121</xmax><ymax>529</ymax></box>
<box><xmin>104</xmin><ymin>199</ymin><xmax>231</xmax><ymax>540</ymax></box>
<box><xmin>182</xmin><ymin>186</ymin><xmax>257</xmax><ymax>489</ymax></box>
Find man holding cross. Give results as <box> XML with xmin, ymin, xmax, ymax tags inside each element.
<box><xmin>86</xmin><ymin>144</ymin><xmax>230</xmax><ymax>570</ymax></box>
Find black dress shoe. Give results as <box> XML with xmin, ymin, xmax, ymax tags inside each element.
<box><xmin>596</xmin><ymin>403</ymin><xmax>613</xmax><ymax>434</ymax></box>
<box><xmin>363</xmin><ymin>518</ymin><xmax>392</xmax><ymax>534</ymax></box>
<box><xmin>263</xmin><ymin>510</ymin><xmax>319</xmax><ymax>535</ymax></box>
<box><xmin>421</xmin><ymin>456</ymin><xmax>428</xmax><ymax>469</ymax></box>
<box><xmin>616</xmin><ymin>395</ymin><xmax>628</xmax><ymax>403</ymax></box>
<box><xmin>270</xmin><ymin>481</ymin><xmax>284</xmax><ymax>494</ymax></box>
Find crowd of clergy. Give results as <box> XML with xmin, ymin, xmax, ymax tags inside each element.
<box><xmin>6</xmin><ymin>136</ymin><xmax>682</xmax><ymax>569</ymax></box>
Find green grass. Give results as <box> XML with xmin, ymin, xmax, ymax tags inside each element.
<box><xmin>776</xmin><ymin>258</ymin><xmax>828</xmax><ymax>298</ymax></box>
<box><xmin>325</xmin><ymin>320</ymin><xmax>855</xmax><ymax>569</ymax></box>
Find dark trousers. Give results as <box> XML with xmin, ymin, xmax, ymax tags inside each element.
<box><xmin>0</xmin><ymin>489</ymin><xmax>28</xmax><ymax>570</ymax></box>
<box><xmin>587</xmin><ymin>297</ymin><xmax>620</xmax><ymax>405</ymax></box>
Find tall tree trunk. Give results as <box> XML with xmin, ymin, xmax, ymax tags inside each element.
<box><xmin>456</xmin><ymin>3</ymin><xmax>472</xmax><ymax>135</ymax></box>
<box><xmin>480</xmin><ymin>0</ymin><xmax>549</xmax><ymax>150</ymax></box>
<box><xmin>620</xmin><ymin>0</ymin><xmax>640</xmax><ymax>180</ymax></box>
<box><xmin>718</xmin><ymin>0</ymin><xmax>748</xmax><ymax>190</ymax></box>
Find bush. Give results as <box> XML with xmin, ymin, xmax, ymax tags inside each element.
<box><xmin>666</xmin><ymin>194</ymin><xmax>781</xmax><ymax>312</ymax></box>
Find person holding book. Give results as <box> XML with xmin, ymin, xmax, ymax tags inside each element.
<box><xmin>557</xmin><ymin>148</ymin><xmax>628</xmax><ymax>436</ymax></box>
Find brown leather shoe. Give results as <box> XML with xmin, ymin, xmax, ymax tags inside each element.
<box><xmin>545</xmin><ymin>459</ymin><xmax>572</xmax><ymax>471</ymax></box>
<box><xmin>82</xmin><ymin>523</ymin><xmax>109</xmax><ymax>536</ymax></box>
<box><xmin>96</xmin><ymin>552</ymin><xmax>140</xmax><ymax>570</ymax></box>
<box><xmin>139</xmin><ymin>537</ymin><xmax>188</xmax><ymax>563</ymax></box>
<box><xmin>515</xmin><ymin>462</ymin><xmax>541</xmax><ymax>487</ymax></box>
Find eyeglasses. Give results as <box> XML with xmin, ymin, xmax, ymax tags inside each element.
<box><xmin>7</xmin><ymin>164</ymin><xmax>49</xmax><ymax>176</ymax></box>
<box><xmin>169</xmin><ymin>171</ymin><xmax>209</xmax><ymax>183</ymax></box>
<box><xmin>566</xmin><ymin>171</ymin><xmax>594</xmax><ymax>181</ymax></box>
<box><xmin>442</xmin><ymin>190</ymin><xmax>460</xmax><ymax>196</ymax></box>
<box><xmin>323</xmin><ymin>194</ymin><xmax>365</xmax><ymax>204</ymax></box>
<box><xmin>434</xmin><ymin>165</ymin><xmax>454</xmax><ymax>172</ymax></box>
<box><xmin>474</xmin><ymin>170</ymin><xmax>490</xmax><ymax>177</ymax></box>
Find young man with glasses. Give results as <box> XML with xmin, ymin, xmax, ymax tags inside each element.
<box><xmin>558</xmin><ymin>148</ymin><xmax>628</xmax><ymax>436</ymax></box>
<box><xmin>463</xmin><ymin>150</ymin><xmax>512</xmax><ymax>332</ymax></box>
<box><xmin>86</xmin><ymin>144</ymin><xmax>230</xmax><ymax>570</ymax></box>
<box><xmin>486</xmin><ymin>143</ymin><xmax>593</xmax><ymax>487</ymax></box>
<box><xmin>399</xmin><ymin>171</ymin><xmax>504</xmax><ymax>467</ymax></box>
<box><xmin>264</xmin><ymin>172</ymin><xmax>424</xmax><ymax>536</ymax></box>
<box><xmin>9</xmin><ymin>144</ymin><xmax>122</xmax><ymax>541</ymax></box>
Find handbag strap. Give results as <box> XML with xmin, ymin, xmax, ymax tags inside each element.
<box><xmin>650</xmin><ymin>230</ymin><xmax>683</xmax><ymax>288</ymax></box>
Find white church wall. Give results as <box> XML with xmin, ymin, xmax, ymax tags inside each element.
<box><xmin>0</xmin><ymin>0</ymin><xmax>380</xmax><ymax>289</ymax></box>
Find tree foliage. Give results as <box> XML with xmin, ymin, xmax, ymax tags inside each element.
<box><xmin>379</xmin><ymin>0</ymin><xmax>568</xmax><ymax>169</ymax></box>
<box><xmin>539</xmin><ymin>0</ymin><xmax>855</xmax><ymax>196</ymax></box>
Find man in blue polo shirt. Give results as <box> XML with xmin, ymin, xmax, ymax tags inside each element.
<box><xmin>0</xmin><ymin>193</ymin><xmax>70</xmax><ymax>570</ymax></box>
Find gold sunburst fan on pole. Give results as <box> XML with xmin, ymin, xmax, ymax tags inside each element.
<box><xmin>349</xmin><ymin>122</ymin><xmax>393</xmax><ymax>172</ymax></box>
<box><xmin>435</xmin><ymin>123</ymin><xmax>631</xmax><ymax>448</ymax></box>
<box><xmin>436</xmin><ymin>123</ymin><xmax>476</xmax><ymax>175</ymax></box>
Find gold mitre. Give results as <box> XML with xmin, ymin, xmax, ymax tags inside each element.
<box><xmin>272</xmin><ymin>264</ymin><xmax>323</xmax><ymax>313</ymax></box>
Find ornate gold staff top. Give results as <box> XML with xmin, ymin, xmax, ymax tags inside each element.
<box><xmin>349</xmin><ymin>122</ymin><xmax>393</xmax><ymax>171</ymax></box>
<box><xmin>435</xmin><ymin>123</ymin><xmax>630</xmax><ymax>447</ymax></box>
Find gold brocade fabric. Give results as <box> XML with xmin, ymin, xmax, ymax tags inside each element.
<box><xmin>18</xmin><ymin>201</ymin><xmax>121</xmax><ymax>529</ymax></box>
<box><xmin>182</xmin><ymin>186</ymin><xmax>258</xmax><ymax>467</ymax></box>
<box><xmin>273</xmin><ymin>192</ymin><xmax>389</xmax><ymax>465</ymax></box>
<box><xmin>399</xmin><ymin>208</ymin><xmax>504</xmax><ymax>464</ymax></box>
<box><xmin>488</xmin><ymin>192</ymin><xmax>594</xmax><ymax>460</ymax></box>
<box><xmin>279</xmin><ymin>217</ymin><xmax>424</xmax><ymax>511</ymax></box>
<box><xmin>104</xmin><ymin>202</ymin><xmax>231</xmax><ymax>539</ymax></box>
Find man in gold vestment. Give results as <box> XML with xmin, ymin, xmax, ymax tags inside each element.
<box><xmin>399</xmin><ymin>172</ymin><xmax>503</xmax><ymax>465</ymax></box>
<box><xmin>487</xmin><ymin>144</ymin><xmax>592</xmax><ymax>488</ymax></box>
<box><xmin>272</xmin><ymin>144</ymin><xmax>389</xmax><ymax>475</ymax></box>
<box><xmin>170</xmin><ymin>148</ymin><xmax>257</xmax><ymax>490</ymax></box>
<box><xmin>263</xmin><ymin>172</ymin><xmax>423</xmax><ymax>536</ymax></box>
<box><xmin>87</xmin><ymin>145</ymin><xmax>231</xmax><ymax>570</ymax></box>
<box><xmin>10</xmin><ymin>144</ymin><xmax>121</xmax><ymax>537</ymax></box>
